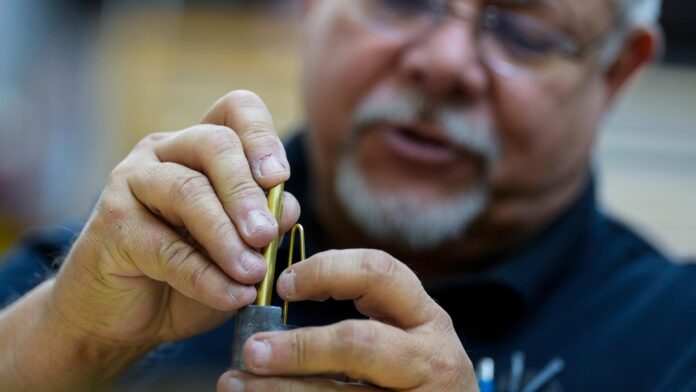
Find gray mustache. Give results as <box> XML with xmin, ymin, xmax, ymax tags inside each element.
<box><xmin>350</xmin><ymin>90</ymin><xmax>500</xmax><ymax>165</ymax></box>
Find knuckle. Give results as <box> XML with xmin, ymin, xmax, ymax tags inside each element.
<box><xmin>212</xmin><ymin>219</ymin><xmax>234</xmax><ymax>240</ymax></box>
<box><xmin>243</xmin><ymin>122</ymin><xmax>276</xmax><ymax>144</ymax></box>
<box><xmin>436</xmin><ymin>307</ymin><xmax>455</xmax><ymax>329</ymax></box>
<box><xmin>427</xmin><ymin>346</ymin><xmax>464</xmax><ymax>377</ymax></box>
<box><xmin>96</xmin><ymin>196</ymin><xmax>130</xmax><ymax>226</ymax></box>
<box><xmin>186</xmin><ymin>124</ymin><xmax>241</xmax><ymax>158</ymax></box>
<box><xmin>188</xmin><ymin>262</ymin><xmax>214</xmax><ymax>294</ymax></box>
<box><xmin>170</xmin><ymin>173</ymin><xmax>212</xmax><ymax>205</ymax></box>
<box><xmin>156</xmin><ymin>160</ymin><xmax>184</xmax><ymax>175</ymax></box>
<box><xmin>158</xmin><ymin>238</ymin><xmax>196</xmax><ymax>271</ymax></box>
<box><xmin>421</xmin><ymin>330</ymin><xmax>466</xmax><ymax>381</ymax></box>
<box><xmin>201</xmin><ymin>125</ymin><xmax>241</xmax><ymax>157</ymax></box>
<box><xmin>359</xmin><ymin>250</ymin><xmax>398</xmax><ymax>282</ymax></box>
<box><xmin>225</xmin><ymin>179</ymin><xmax>261</xmax><ymax>202</ymax></box>
<box><xmin>432</xmin><ymin>309</ymin><xmax>459</xmax><ymax>336</ymax></box>
<box><xmin>215</xmin><ymin>158</ymin><xmax>255</xmax><ymax>192</ymax></box>
<box><xmin>291</xmin><ymin>330</ymin><xmax>308</xmax><ymax>369</ymax></box>
<box><xmin>107</xmin><ymin>162</ymin><xmax>133</xmax><ymax>186</ymax></box>
<box><xmin>137</xmin><ymin>131</ymin><xmax>169</xmax><ymax>148</ymax></box>
<box><xmin>91</xmin><ymin>202</ymin><xmax>130</xmax><ymax>246</ymax></box>
<box><xmin>336</xmin><ymin>320</ymin><xmax>377</xmax><ymax>362</ymax></box>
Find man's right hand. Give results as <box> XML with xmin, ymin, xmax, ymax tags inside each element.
<box><xmin>1</xmin><ymin>90</ymin><xmax>300</xmax><ymax>391</ymax></box>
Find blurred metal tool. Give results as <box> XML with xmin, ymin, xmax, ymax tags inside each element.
<box><xmin>521</xmin><ymin>357</ymin><xmax>565</xmax><ymax>392</ymax></box>
<box><xmin>230</xmin><ymin>183</ymin><xmax>305</xmax><ymax>370</ymax></box>
<box><xmin>508</xmin><ymin>351</ymin><xmax>526</xmax><ymax>392</ymax></box>
<box><xmin>478</xmin><ymin>357</ymin><xmax>495</xmax><ymax>392</ymax></box>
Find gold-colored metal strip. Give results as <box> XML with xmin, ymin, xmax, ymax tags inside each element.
<box><xmin>256</xmin><ymin>183</ymin><xmax>284</xmax><ymax>306</ymax></box>
<box><xmin>283</xmin><ymin>224</ymin><xmax>305</xmax><ymax>324</ymax></box>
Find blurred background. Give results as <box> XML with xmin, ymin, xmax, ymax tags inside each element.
<box><xmin>0</xmin><ymin>0</ymin><xmax>694</xmax><ymax>260</ymax></box>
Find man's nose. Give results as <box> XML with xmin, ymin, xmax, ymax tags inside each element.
<box><xmin>396</xmin><ymin>19</ymin><xmax>489</xmax><ymax>104</ymax></box>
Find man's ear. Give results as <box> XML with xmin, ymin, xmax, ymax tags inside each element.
<box><xmin>604</xmin><ymin>27</ymin><xmax>662</xmax><ymax>101</ymax></box>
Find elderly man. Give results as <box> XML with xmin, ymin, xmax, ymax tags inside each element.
<box><xmin>1</xmin><ymin>0</ymin><xmax>694</xmax><ymax>391</ymax></box>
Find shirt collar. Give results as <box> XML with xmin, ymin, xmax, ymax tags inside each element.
<box><xmin>426</xmin><ymin>178</ymin><xmax>598</xmax><ymax>309</ymax></box>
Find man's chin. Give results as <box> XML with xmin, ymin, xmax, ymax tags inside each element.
<box><xmin>334</xmin><ymin>155</ymin><xmax>489</xmax><ymax>251</ymax></box>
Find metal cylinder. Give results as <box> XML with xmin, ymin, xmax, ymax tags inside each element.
<box><xmin>230</xmin><ymin>305</ymin><xmax>289</xmax><ymax>370</ymax></box>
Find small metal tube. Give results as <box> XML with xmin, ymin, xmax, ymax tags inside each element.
<box><xmin>256</xmin><ymin>183</ymin><xmax>284</xmax><ymax>306</ymax></box>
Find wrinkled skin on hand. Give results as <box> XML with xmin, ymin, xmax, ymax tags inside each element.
<box><xmin>217</xmin><ymin>249</ymin><xmax>478</xmax><ymax>392</ymax></box>
<box><xmin>49</xmin><ymin>90</ymin><xmax>301</xmax><ymax>347</ymax></box>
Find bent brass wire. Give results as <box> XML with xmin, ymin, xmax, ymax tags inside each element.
<box><xmin>284</xmin><ymin>223</ymin><xmax>305</xmax><ymax>324</ymax></box>
<box><xmin>255</xmin><ymin>183</ymin><xmax>306</xmax><ymax>315</ymax></box>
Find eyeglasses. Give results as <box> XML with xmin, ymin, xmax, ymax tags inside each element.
<box><xmin>345</xmin><ymin>0</ymin><xmax>620</xmax><ymax>80</ymax></box>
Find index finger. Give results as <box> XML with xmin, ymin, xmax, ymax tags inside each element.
<box><xmin>202</xmin><ymin>90</ymin><xmax>290</xmax><ymax>188</ymax></box>
<box><xmin>276</xmin><ymin>249</ymin><xmax>441</xmax><ymax>329</ymax></box>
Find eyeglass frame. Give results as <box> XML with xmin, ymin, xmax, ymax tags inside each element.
<box><xmin>347</xmin><ymin>0</ymin><xmax>630</xmax><ymax>66</ymax></box>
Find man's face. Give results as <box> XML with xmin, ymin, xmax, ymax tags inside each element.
<box><xmin>302</xmin><ymin>0</ymin><xmax>617</xmax><ymax>250</ymax></box>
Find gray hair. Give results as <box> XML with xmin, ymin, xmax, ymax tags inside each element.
<box><xmin>598</xmin><ymin>0</ymin><xmax>662</xmax><ymax>65</ymax></box>
<box><xmin>614</xmin><ymin>0</ymin><xmax>662</xmax><ymax>27</ymax></box>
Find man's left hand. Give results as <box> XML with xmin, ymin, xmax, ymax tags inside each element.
<box><xmin>217</xmin><ymin>249</ymin><xmax>478</xmax><ymax>391</ymax></box>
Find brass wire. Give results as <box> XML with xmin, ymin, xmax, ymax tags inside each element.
<box><xmin>283</xmin><ymin>224</ymin><xmax>305</xmax><ymax>324</ymax></box>
<box><xmin>256</xmin><ymin>183</ymin><xmax>284</xmax><ymax>306</ymax></box>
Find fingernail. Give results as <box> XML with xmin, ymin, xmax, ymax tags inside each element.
<box><xmin>249</xmin><ymin>338</ymin><xmax>272</xmax><ymax>368</ymax></box>
<box><xmin>245</xmin><ymin>210</ymin><xmax>274</xmax><ymax>235</ymax></box>
<box><xmin>226</xmin><ymin>376</ymin><xmax>245</xmax><ymax>392</ymax></box>
<box><xmin>240</xmin><ymin>251</ymin><xmax>265</xmax><ymax>274</ymax></box>
<box><xmin>229</xmin><ymin>284</ymin><xmax>255</xmax><ymax>304</ymax></box>
<box><xmin>257</xmin><ymin>156</ymin><xmax>287</xmax><ymax>178</ymax></box>
<box><xmin>278</xmin><ymin>269</ymin><xmax>296</xmax><ymax>298</ymax></box>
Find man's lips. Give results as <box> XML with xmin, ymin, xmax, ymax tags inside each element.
<box><xmin>368</xmin><ymin>122</ymin><xmax>462</xmax><ymax>165</ymax></box>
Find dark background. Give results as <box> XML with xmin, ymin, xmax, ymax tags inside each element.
<box><xmin>661</xmin><ymin>0</ymin><xmax>696</xmax><ymax>63</ymax></box>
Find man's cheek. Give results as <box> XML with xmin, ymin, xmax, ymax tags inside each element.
<box><xmin>490</xmin><ymin>78</ymin><xmax>570</xmax><ymax>173</ymax></box>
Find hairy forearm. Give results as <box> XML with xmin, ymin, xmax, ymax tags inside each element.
<box><xmin>0</xmin><ymin>280</ymin><xmax>153</xmax><ymax>391</ymax></box>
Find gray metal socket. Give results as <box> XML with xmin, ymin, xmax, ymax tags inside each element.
<box><xmin>230</xmin><ymin>305</ymin><xmax>291</xmax><ymax>370</ymax></box>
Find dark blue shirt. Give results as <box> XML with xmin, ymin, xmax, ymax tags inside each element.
<box><xmin>1</xmin><ymin>133</ymin><xmax>695</xmax><ymax>391</ymax></box>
